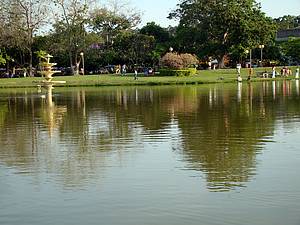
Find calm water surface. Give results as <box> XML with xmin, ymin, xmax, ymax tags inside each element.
<box><xmin>0</xmin><ymin>81</ymin><xmax>300</xmax><ymax>225</ymax></box>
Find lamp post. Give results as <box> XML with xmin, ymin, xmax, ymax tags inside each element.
<box><xmin>169</xmin><ymin>47</ymin><xmax>173</xmax><ymax>52</ymax></box>
<box><xmin>245</xmin><ymin>49</ymin><xmax>252</xmax><ymax>68</ymax></box>
<box><xmin>80</xmin><ymin>52</ymin><xmax>84</xmax><ymax>75</ymax></box>
<box><xmin>258</xmin><ymin>44</ymin><xmax>264</xmax><ymax>67</ymax></box>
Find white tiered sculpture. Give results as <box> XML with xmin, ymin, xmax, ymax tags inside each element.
<box><xmin>38</xmin><ymin>54</ymin><xmax>66</xmax><ymax>85</ymax></box>
<box><xmin>37</xmin><ymin>56</ymin><xmax>68</xmax><ymax>136</ymax></box>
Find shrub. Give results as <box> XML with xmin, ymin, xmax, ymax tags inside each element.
<box><xmin>159</xmin><ymin>53</ymin><xmax>199</xmax><ymax>76</ymax></box>
<box><xmin>159</xmin><ymin>53</ymin><xmax>184</xmax><ymax>69</ymax></box>
<box><xmin>188</xmin><ymin>68</ymin><xmax>197</xmax><ymax>75</ymax></box>
<box><xmin>180</xmin><ymin>53</ymin><xmax>199</xmax><ymax>68</ymax></box>
<box><xmin>159</xmin><ymin>69</ymin><xmax>194</xmax><ymax>76</ymax></box>
<box><xmin>160</xmin><ymin>52</ymin><xmax>199</xmax><ymax>70</ymax></box>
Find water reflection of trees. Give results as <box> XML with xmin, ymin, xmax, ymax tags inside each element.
<box><xmin>1</xmin><ymin>81</ymin><xmax>300</xmax><ymax>190</ymax></box>
<box><xmin>176</xmin><ymin>84</ymin><xmax>271</xmax><ymax>191</ymax></box>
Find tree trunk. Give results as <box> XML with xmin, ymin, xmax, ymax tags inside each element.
<box><xmin>69</xmin><ymin>49</ymin><xmax>74</xmax><ymax>75</ymax></box>
<box><xmin>29</xmin><ymin>49</ymin><xmax>33</xmax><ymax>77</ymax></box>
<box><xmin>218</xmin><ymin>55</ymin><xmax>226</xmax><ymax>69</ymax></box>
<box><xmin>6</xmin><ymin>61</ymin><xmax>9</xmax><ymax>74</ymax></box>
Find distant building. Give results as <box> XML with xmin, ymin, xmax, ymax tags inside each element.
<box><xmin>276</xmin><ymin>27</ymin><xmax>300</xmax><ymax>41</ymax></box>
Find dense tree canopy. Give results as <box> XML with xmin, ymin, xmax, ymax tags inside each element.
<box><xmin>90</xmin><ymin>2</ymin><xmax>141</xmax><ymax>44</ymax></box>
<box><xmin>139</xmin><ymin>22</ymin><xmax>173</xmax><ymax>66</ymax></box>
<box><xmin>91</xmin><ymin>8</ymin><xmax>131</xmax><ymax>44</ymax></box>
<box><xmin>281</xmin><ymin>38</ymin><xmax>300</xmax><ymax>64</ymax></box>
<box><xmin>169</xmin><ymin>0</ymin><xmax>277</xmax><ymax>67</ymax></box>
<box><xmin>140</xmin><ymin>22</ymin><xmax>171</xmax><ymax>44</ymax></box>
<box><xmin>113</xmin><ymin>32</ymin><xmax>155</xmax><ymax>65</ymax></box>
<box><xmin>274</xmin><ymin>15</ymin><xmax>300</xmax><ymax>30</ymax></box>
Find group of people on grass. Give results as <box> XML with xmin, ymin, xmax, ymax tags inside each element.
<box><xmin>280</xmin><ymin>66</ymin><xmax>295</xmax><ymax>77</ymax></box>
<box><xmin>114</xmin><ymin>64</ymin><xmax>127</xmax><ymax>75</ymax></box>
<box><xmin>114</xmin><ymin>64</ymin><xmax>154</xmax><ymax>78</ymax></box>
<box><xmin>237</xmin><ymin>65</ymin><xmax>300</xmax><ymax>82</ymax></box>
<box><xmin>272</xmin><ymin>66</ymin><xmax>299</xmax><ymax>78</ymax></box>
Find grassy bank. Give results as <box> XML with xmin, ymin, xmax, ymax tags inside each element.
<box><xmin>0</xmin><ymin>67</ymin><xmax>297</xmax><ymax>88</ymax></box>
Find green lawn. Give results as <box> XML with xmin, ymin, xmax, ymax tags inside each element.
<box><xmin>0</xmin><ymin>67</ymin><xmax>297</xmax><ymax>88</ymax></box>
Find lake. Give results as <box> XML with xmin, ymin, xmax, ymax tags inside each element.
<box><xmin>0</xmin><ymin>81</ymin><xmax>299</xmax><ymax>225</ymax></box>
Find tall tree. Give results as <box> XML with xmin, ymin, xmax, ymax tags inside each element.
<box><xmin>0</xmin><ymin>0</ymin><xmax>50</xmax><ymax>75</ymax></box>
<box><xmin>113</xmin><ymin>32</ymin><xmax>155</xmax><ymax>66</ymax></box>
<box><xmin>281</xmin><ymin>38</ymin><xmax>300</xmax><ymax>64</ymax></box>
<box><xmin>90</xmin><ymin>0</ymin><xmax>141</xmax><ymax>45</ymax></box>
<box><xmin>53</xmin><ymin>0</ymin><xmax>92</xmax><ymax>74</ymax></box>
<box><xmin>140</xmin><ymin>22</ymin><xmax>172</xmax><ymax>66</ymax></box>
<box><xmin>140</xmin><ymin>22</ymin><xmax>170</xmax><ymax>44</ymax></box>
<box><xmin>169</xmin><ymin>0</ymin><xmax>276</xmax><ymax>68</ymax></box>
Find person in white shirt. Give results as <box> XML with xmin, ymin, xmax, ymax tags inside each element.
<box><xmin>272</xmin><ymin>66</ymin><xmax>276</xmax><ymax>78</ymax></box>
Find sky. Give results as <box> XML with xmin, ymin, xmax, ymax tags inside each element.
<box><xmin>131</xmin><ymin>0</ymin><xmax>300</xmax><ymax>27</ymax></box>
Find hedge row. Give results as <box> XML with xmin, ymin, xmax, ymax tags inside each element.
<box><xmin>159</xmin><ymin>68</ymin><xmax>197</xmax><ymax>76</ymax></box>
